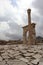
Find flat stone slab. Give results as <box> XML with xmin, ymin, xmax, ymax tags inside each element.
<box><xmin>40</xmin><ymin>58</ymin><xmax>43</xmax><ymax>62</ymax></box>
<box><xmin>19</xmin><ymin>49</ymin><xmax>27</xmax><ymax>54</ymax></box>
<box><xmin>0</xmin><ymin>56</ymin><xmax>3</xmax><ymax>61</ymax></box>
<box><xmin>7</xmin><ymin>50</ymin><xmax>15</xmax><ymax>54</ymax></box>
<box><xmin>39</xmin><ymin>58</ymin><xmax>43</xmax><ymax>65</ymax></box>
<box><xmin>31</xmin><ymin>59</ymin><xmax>40</xmax><ymax>65</ymax></box>
<box><xmin>0</xmin><ymin>61</ymin><xmax>5</xmax><ymax>65</ymax></box>
<box><xmin>2</xmin><ymin>55</ymin><xmax>10</xmax><ymax>59</ymax></box>
<box><xmin>7</xmin><ymin>60</ymin><xmax>27</xmax><ymax>65</ymax></box>
<box><xmin>39</xmin><ymin>62</ymin><xmax>43</xmax><ymax>65</ymax></box>
<box><xmin>19</xmin><ymin>57</ymin><xmax>28</xmax><ymax>63</ymax></box>
<box><xmin>33</xmin><ymin>54</ymin><xmax>42</xmax><ymax>59</ymax></box>
<box><xmin>24</xmin><ymin>53</ymin><xmax>34</xmax><ymax>57</ymax></box>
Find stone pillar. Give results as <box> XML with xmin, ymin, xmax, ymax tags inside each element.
<box><xmin>27</xmin><ymin>9</ymin><xmax>36</xmax><ymax>45</ymax></box>
<box><xmin>27</xmin><ymin>9</ymin><xmax>31</xmax><ymax>25</ymax></box>
<box><xmin>23</xmin><ymin>29</ymin><xmax>27</xmax><ymax>44</ymax></box>
<box><xmin>27</xmin><ymin>9</ymin><xmax>32</xmax><ymax>44</ymax></box>
<box><xmin>31</xmin><ymin>24</ymin><xmax>36</xmax><ymax>44</ymax></box>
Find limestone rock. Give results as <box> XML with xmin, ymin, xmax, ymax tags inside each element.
<box><xmin>19</xmin><ymin>57</ymin><xmax>28</xmax><ymax>63</ymax></box>
<box><xmin>31</xmin><ymin>59</ymin><xmax>40</xmax><ymax>65</ymax></box>
<box><xmin>39</xmin><ymin>62</ymin><xmax>43</xmax><ymax>65</ymax></box>
<box><xmin>0</xmin><ymin>56</ymin><xmax>3</xmax><ymax>61</ymax></box>
<box><xmin>33</xmin><ymin>54</ymin><xmax>42</xmax><ymax>59</ymax></box>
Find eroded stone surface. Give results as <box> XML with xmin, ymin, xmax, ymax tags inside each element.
<box><xmin>31</xmin><ymin>59</ymin><xmax>40</xmax><ymax>65</ymax></box>
<box><xmin>0</xmin><ymin>56</ymin><xmax>3</xmax><ymax>61</ymax></box>
<box><xmin>0</xmin><ymin>44</ymin><xmax>43</xmax><ymax>65</ymax></box>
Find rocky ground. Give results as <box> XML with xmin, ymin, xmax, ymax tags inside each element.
<box><xmin>0</xmin><ymin>44</ymin><xmax>43</xmax><ymax>65</ymax></box>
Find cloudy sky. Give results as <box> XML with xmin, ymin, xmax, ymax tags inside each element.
<box><xmin>0</xmin><ymin>0</ymin><xmax>43</xmax><ymax>40</ymax></box>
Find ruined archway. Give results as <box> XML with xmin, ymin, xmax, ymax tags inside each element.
<box><xmin>22</xmin><ymin>9</ymin><xmax>36</xmax><ymax>44</ymax></box>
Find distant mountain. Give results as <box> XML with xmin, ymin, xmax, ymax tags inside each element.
<box><xmin>36</xmin><ymin>36</ymin><xmax>43</xmax><ymax>39</ymax></box>
<box><xmin>36</xmin><ymin>36</ymin><xmax>43</xmax><ymax>43</ymax></box>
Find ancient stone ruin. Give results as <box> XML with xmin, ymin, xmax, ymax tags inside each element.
<box><xmin>22</xmin><ymin>9</ymin><xmax>36</xmax><ymax>44</ymax></box>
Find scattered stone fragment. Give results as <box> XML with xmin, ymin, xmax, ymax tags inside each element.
<box><xmin>7</xmin><ymin>50</ymin><xmax>15</xmax><ymax>55</ymax></box>
<box><xmin>15</xmin><ymin>55</ymin><xmax>22</xmax><ymax>59</ymax></box>
<box><xmin>39</xmin><ymin>58</ymin><xmax>43</xmax><ymax>62</ymax></box>
<box><xmin>7</xmin><ymin>59</ymin><xmax>27</xmax><ymax>65</ymax></box>
<box><xmin>33</xmin><ymin>54</ymin><xmax>42</xmax><ymax>59</ymax></box>
<box><xmin>19</xmin><ymin>50</ymin><xmax>27</xmax><ymax>54</ymax></box>
<box><xmin>24</xmin><ymin>53</ymin><xmax>34</xmax><ymax>57</ymax></box>
<box><xmin>8</xmin><ymin>54</ymin><xmax>14</xmax><ymax>58</ymax></box>
<box><xmin>39</xmin><ymin>57</ymin><xmax>43</xmax><ymax>65</ymax></box>
<box><xmin>39</xmin><ymin>62</ymin><xmax>43</xmax><ymax>65</ymax></box>
<box><xmin>0</xmin><ymin>61</ymin><xmax>6</xmax><ymax>65</ymax></box>
<box><xmin>2</xmin><ymin>55</ymin><xmax>10</xmax><ymax>59</ymax></box>
<box><xmin>27</xmin><ymin>49</ymin><xmax>34</xmax><ymax>53</ymax></box>
<box><xmin>19</xmin><ymin>57</ymin><xmax>28</xmax><ymax>63</ymax></box>
<box><xmin>31</xmin><ymin>59</ymin><xmax>40</xmax><ymax>65</ymax></box>
<box><xmin>0</xmin><ymin>56</ymin><xmax>3</xmax><ymax>61</ymax></box>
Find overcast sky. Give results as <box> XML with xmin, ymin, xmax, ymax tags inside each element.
<box><xmin>0</xmin><ymin>0</ymin><xmax>43</xmax><ymax>40</ymax></box>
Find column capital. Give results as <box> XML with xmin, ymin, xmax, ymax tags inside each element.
<box><xmin>27</xmin><ymin>9</ymin><xmax>31</xmax><ymax>13</ymax></box>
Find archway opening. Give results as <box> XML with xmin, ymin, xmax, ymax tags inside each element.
<box><xmin>26</xmin><ymin>31</ymin><xmax>29</xmax><ymax>42</ymax></box>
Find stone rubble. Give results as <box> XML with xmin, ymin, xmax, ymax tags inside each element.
<box><xmin>0</xmin><ymin>44</ymin><xmax>42</xmax><ymax>65</ymax></box>
<box><xmin>0</xmin><ymin>56</ymin><xmax>3</xmax><ymax>61</ymax></box>
<box><xmin>31</xmin><ymin>59</ymin><xmax>40</xmax><ymax>65</ymax></box>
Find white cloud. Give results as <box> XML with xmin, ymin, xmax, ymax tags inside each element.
<box><xmin>0</xmin><ymin>0</ymin><xmax>36</xmax><ymax>40</ymax></box>
<box><xmin>0</xmin><ymin>22</ymin><xmax>9</xmax><ymax>31</ymax></box>
<box><xmin>0</xmin><ymin>0</ymin><xmax>34</xmax><ymax>25</ymax></box>
<box><xmin>15</xmin><ymin>0</ymin><xmax>34</xmax><ymax>25</ymax></box>
<box><xmin>0</xmin><ymin>0</ymin><xmax>43</xmax><ymax>40</ymax></box>
<box><xmin>0</xmin><ymin>32</ymin><xmax>9</xmax><ymax>40</ymax></box>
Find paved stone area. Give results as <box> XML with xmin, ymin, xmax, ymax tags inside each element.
<box><xmin>0</xmin><ymin>44</ymin><xmax>43</xmax><ymax>65</ymax></box>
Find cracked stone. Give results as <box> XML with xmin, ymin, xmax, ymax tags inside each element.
<box><xmin>33</xmin><ymin>54</ymin><xmax>42</xmax><ymax>59</ymax></box>
<box><xmin>24</xmin><ymin>53</ymin><xmax>34</xmax><ymax>57</ymax></box>
<box><xmin>31</xmin><ymin>59</ymin><xmax>40</xmax><ymax>65</ymax></box>
<box><xmin>39</xmin><ymin>62</ymin><xmax>43</xmax><ymax>65</ymax></box>
<box><xmin>19</xmin><ymin>57</ymin><xmax>28</xmax><ymax>63</ymax></box>
<box><xmin>7</xmin><ymin>59</ymin><xmax>27</xmax><ymax>65</ymax></box>
<box><xmin>0</xmin><ymin>61</ymin><xmax>6</xmax><ymax>65</ymax></box>
<box><xmin>0</xmin><ymin>56</ymin><xmax>3</xmax><ymax>61</ymax></box>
